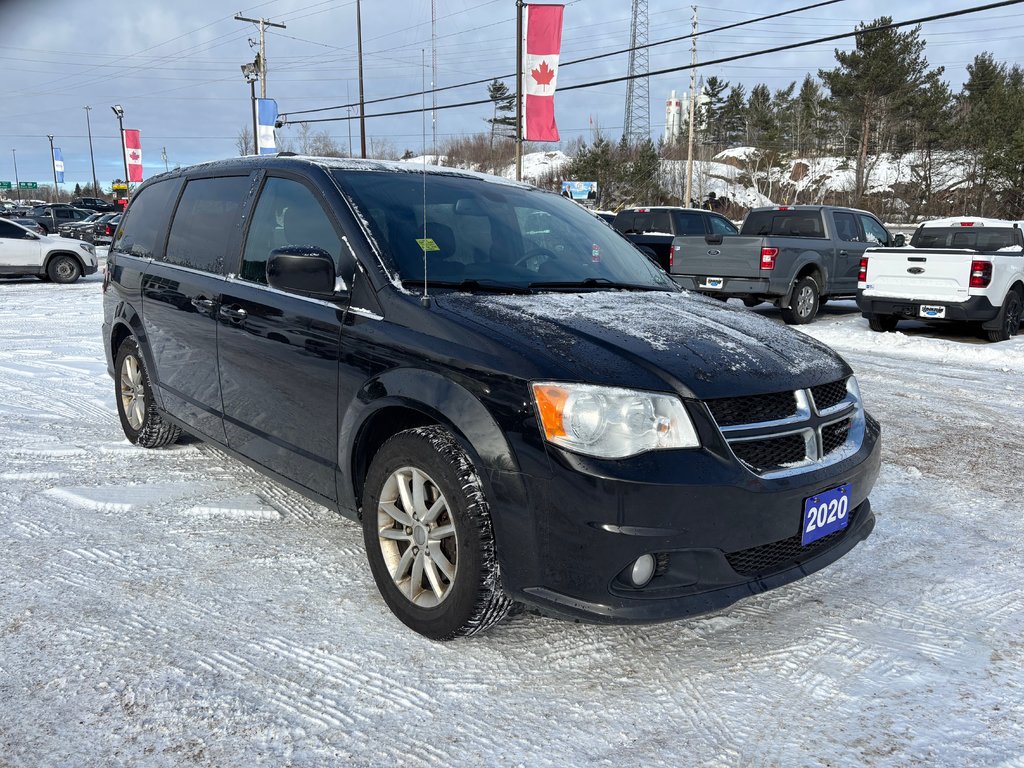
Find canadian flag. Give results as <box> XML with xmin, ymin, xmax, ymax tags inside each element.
<box><xmin>522</xmin><ymin>4</ymin><xmax>564</xmax><ymax>142</ymax></box>
<box><xmin>123</xmin><ymin>129</ymin><xmax>143</xmax><ymax>182</ymax></box>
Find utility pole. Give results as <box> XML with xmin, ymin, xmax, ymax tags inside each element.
<box><xmin>111</xmin><ymin>105</ymin><xmax>130</xmax><ymax>200</ymax></box>
<box><xmin>12</xmin><ymin>149</ymin><xmax>21</xmax><ymax>203</ymax></box>
<box><xmin>234</xmin><ymin>13</ymin><xmax>286</xmax><ymax>100</ymax></box>
<box><xmin>356</xmin><ymin>0</ymin><xmax>367</xmax><ymax>158</ymax></box>
<box><xmin>84</xmin><ymin>106</ymin><xmax>99</xmax><ymax>196</ymax></box>
<box><xmin>684</xmin><ymin>6</ymin><xmax>698</xmax><ymax>208</ymax></box>
<box><xmin>47</xmin><ymin>134</ymin><xmax>59</xmax><ymax>203</ymax></box>
<box><xmin>515</xmin><ymin>0</ymin><xmax>523</xmax><ymax>181</ymax></box>
<box><xmin>161</xmin><ymin>147</ymin><xmax>169</xmax><ymax>172</ymax></box>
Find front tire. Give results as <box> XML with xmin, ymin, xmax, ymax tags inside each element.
<box><xmin>47</xmin><ymin>255</ymin><xmax>82</xmax><ymax>284</ymax></box>
<box><xmin>868</xmin><ymin>314</ymin><xmax>899</xmax><ymax>332</ymax></box>
<box><xmin>986</xmin><ymin>290</ymin><xmax>1022</xmax><ymax>343</ymax></box>
<box><xmin>780</xmin><ymin>276</ymin><xmax>819</xmax><ymax>325</ymax></box>
<box><xmin>362</xmin><ymin>426</ymin><xmax>513</xmax><ymax>640</ymax></box>
<box><xmin>114</xmin><ymin>337</ymin><xmax>181</xmax><ymax>448</ymax></box>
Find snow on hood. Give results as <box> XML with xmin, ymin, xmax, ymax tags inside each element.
<box><xmin>437</xmin><ymin>291</ymin><xmax>847</xmax><ymax>399</ymax></box>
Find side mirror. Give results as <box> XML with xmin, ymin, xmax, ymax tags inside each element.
<box><xmin>892</xmin><ymin>233</ymin><xmax>906</xmax><ymax>248</ymax></box>
<box><xmin>267</xmin><ymin>245</ymin><xmax>339</xmax><ymax>298</ymax></box>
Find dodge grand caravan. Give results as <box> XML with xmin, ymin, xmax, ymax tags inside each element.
<box><xmin>102</xmin><ymin>156</ymin><xmax>881</xmax><ymax>640</ymax></box>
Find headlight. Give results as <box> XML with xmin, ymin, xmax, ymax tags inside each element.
<box><xmin>78</xmin><ymin>242</ymin><xmax>95</xmax><ymax>254</ymax></box>
<box><xmin>531</xmin><ymin>382</ymin><xmax>700</xmax><ymax>458</ymax></box>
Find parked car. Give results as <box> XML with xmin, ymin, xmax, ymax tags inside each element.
<box><xmin>10</xmin><ymin>217</ymin><xmax>46</xmax><ymax>235</ymax></box>
<box><xmin>858</xmin><ymin>216</ymin><xmax>1024</xmax><ymax>342</ymax></box>
<box><xmin>611</xmin><ymin>206</ymin><xmax>738</xmax><ymax>271</ymax></box>
<box><xmin>27</xmin><ymin>204</ymin><xmax>92</xmax><ymax>234</ymax></box>
<box><xmin>94</xmin><ymin>213</ymin><xmax>121</xmax><ymax>246</ymax></box>
<box><xmin>71</xmin><ymin>196</ymin><xmax>118</xmax><ymax>212</ymax></box>
<box><xmin>58</xmin><ymin>212</ymin><xmax>105</xmax><ymax>240</ymax></box>
<box><xmin>0</xmin><ymin>216</ymin><xmax>98</xmax><ymax>282</ymax></box>
<box><xmin>671</xmin><ymin>205</ymin><xmax>905</xmax><ymax>324</ymax></box>
<box><xmin>102</xmin><ymin>156</ymin><xmax>881</xmax><ymax>640</ymax></box>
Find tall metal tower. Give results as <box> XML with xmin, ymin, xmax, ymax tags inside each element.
<box><xmin>622</xmin><ymin>0</ymin><xmax>650</xmax><ymax>145</ymax></box>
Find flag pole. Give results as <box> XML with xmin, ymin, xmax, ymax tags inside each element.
<box><xmin>515</xmin><ymin>0</ymin><xmax>524</xmax><ymax>181</ymax></box>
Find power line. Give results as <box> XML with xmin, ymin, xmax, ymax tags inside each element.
<box><xmin>283</xmin><ymin>0</ymin><xmax>1022</xmax><ymax>127</ymax></box>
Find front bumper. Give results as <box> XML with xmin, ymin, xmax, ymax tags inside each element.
<box><xmin>857</xmin><ymin>293</ymin><xmax>1000</xmax><ymax>324</ymax></box>
<box><xmin>493</xmin><ymin>413</ymin><xmax>881</xmax><ymax>624</ymax></box>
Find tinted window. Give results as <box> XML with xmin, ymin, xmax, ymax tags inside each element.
<box><xmin>673</xmin><ymin>212</ymin><xmax>706</xmax><ymax>235</ymax></box>
<box><xmin>111</xmin><ymin>179</ymin><xmax>180</xmax><ymax>259</ymax></box>
<box><xmin>0</xmin><ymin>220</ymin><xmax>25</xmax><ymax>238</ymax></box>
<box><xmin>164</xmin><ymin>176</ymin><xmax>250</xmax><ymax>274</ymax></box>
<box><xmin>741</xmin><ymin>210</ymin><xmax>825</xmax><ymax>238</ymax></box>
<box><xmin>240</xmin><ymin>176</ymin><xmax>346</xmax><ymax>285</ymax></box>
<box><xmin>709</xmin><ymin>214</ymin><xmax>738</xmax><ymax>235</ymax></box>
<box><xmin>833</xmin><ymin>212</ymin><xmax>860</xmax><ymax>242</ymax></box>
<box><xmin>910</xmin><ymin>227</ymin><xmax>1020</xmax><ymax>251</ymax></box>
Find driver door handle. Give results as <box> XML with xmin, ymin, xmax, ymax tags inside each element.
<box><xmin>838</xmin><ymin>249</ymin><xmax>849</xmax><ymax>256</ymax></box>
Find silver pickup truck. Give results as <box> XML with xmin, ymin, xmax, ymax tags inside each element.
<box><xmin>670</xmin><ymin>205</ymin><xmax>904</xmax><ymax>324</ymax></box>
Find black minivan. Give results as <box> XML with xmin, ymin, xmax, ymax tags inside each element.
<box><xmin>102</xmin><ymin>156</ymin><xmax>881</xmax><ymax>640</ymax></box>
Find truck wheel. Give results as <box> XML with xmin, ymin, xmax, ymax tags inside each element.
<box><xmin>781</xmin><ymin>277</ymin><xmax>819</xmax><ymax>325</ymax></box>
<box><xmin>47</xmin><ymin>255</ymin><xmax>81</xmax><ymax>284</ymax></box>
<box><xmin>868</xmin><ymin>315</ymin><xmax>899</xmax><ymax>332</ymax></box>
<box><xmin>362</xmin><ymin>426</ymin><xmax>514</xmax><ymax>640</ymax></box>
<box><xmin>986</xmin><ymin>290</ymin><xmax>1022</xmax><ymax>342</ymax></box>
<box><xmin>114</xmin><ymin>337</ymin><xmax>181</xmax><ymax>448</ymax></box>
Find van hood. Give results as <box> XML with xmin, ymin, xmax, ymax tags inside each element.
<box><xmin>434</xmin><ymin>291</ymin><xmax>848</xmax><ymax>399</ymax></box>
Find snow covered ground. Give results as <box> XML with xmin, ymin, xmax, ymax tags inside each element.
<box><xmin>1</xmin><ymin>276</ymin><xmax>1022</xmax><ymax>767</ymax></box>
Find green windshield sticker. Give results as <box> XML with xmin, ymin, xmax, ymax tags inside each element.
<box><xmin>416</xmin><ymin>238</ymin><xmax>440</xmax><ymax>252</ymax></box>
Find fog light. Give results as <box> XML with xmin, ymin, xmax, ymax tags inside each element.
<box><xmin>630</xmin><ymin>554</ymin><xmax>656</xmax><ymax>587</ymax></box>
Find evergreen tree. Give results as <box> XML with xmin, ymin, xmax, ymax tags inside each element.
<box><xmin>486</xmin><ymin>79</ymin><xmax>517</xmax><ymax>146</ymax></box>
<box><xmin>720</xmin><ymin>85</ymin><xmax>747</xmax><ymax>146</ymax></box>
<box><xmin>700</xmin><ymin>76</ymin><xmax>730</xmax><ymax>147</ymax></box>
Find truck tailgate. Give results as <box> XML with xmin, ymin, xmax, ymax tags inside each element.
<box><xmin>671</xmin><ymin>235</ymin><xmax>766</xmax><ymax>278</ymax></box>
<box><xmin>862</xmin><ymin>248</ymin><xmax>972</xmax><ymax>302</ymax></box>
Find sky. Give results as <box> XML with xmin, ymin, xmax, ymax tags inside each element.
<box><xmin>1</xmin><ymin>0</ymin><xmax>1023</xmax><ymax>194</ymax></box>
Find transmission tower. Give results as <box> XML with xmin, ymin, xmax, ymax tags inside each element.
<box><xmin>622</xmin><ymin>0</ymin><xmax>650</xmax><ymax>145</ymax></box>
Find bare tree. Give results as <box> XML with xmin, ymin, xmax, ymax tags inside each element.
<box><xmin>236</xmin><ymin>126</ymin><xmax>253</xmax><ymax>156</ymax></box>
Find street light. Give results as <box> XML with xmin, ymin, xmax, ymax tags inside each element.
<box><xmin>11</xmin><ymin>149</ymin><xmax>21</xmax><ymax>203</ymax></box>
<box><xmin>111</xmin><ymin>104</ymin><xmax>131</xmax><ymax>202</ymax></box>
<box><xmin>241</xmin><ymin>62</ymin><xmax>259</xmax><ymax>155</ymax></box>
<box><xmin>84</xmin><ymin>106</ymin><xmax>99</xmax><ymax>197</ymax></box>
<box><xmin>47</xmin><ymin>134</ymin><xmax>59</xmax><ymax>203</ymax></box>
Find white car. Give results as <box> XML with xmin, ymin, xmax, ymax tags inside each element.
<box><xmin>856</xmin><ymin>217</ymin><xmax>1024</xmax><ymax>342</ymax></box>
<box><xmin>0</xmin><ymin>217</ymin><xmax>98</xmax><ymax>283</ymax></box>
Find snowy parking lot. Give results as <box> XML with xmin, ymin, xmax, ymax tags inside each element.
<box><xmin>1</xmin><ymin>273</ymin><xmax>1022</xmax><ymax>767</ymax></box>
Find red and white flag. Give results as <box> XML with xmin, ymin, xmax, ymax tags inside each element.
<box><xmin>522</xmin><ymin>4</ymin><xmax>564</xmax><ymax>142</ymax></box>
<box><xmin>123</xmin><ymin>129</ymin><xmax>143</xmax><ymax>182</ymax></box>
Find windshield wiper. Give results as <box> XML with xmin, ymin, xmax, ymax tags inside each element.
<box><xmin>400</xmin><ymin>278</ymin><xmax>534</xmax><ymax>294</ymax></box>
<box><xmin>527</xmin><ymin>277</ymin><xmax>660</xmax><ymax>291</ymax></box>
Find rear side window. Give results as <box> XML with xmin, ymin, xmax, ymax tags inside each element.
<box><xmin>165</xmin><ymin>176</ymin><xmax>251</xmax><ymax>274</ymax></box>
<box><xmin>110</xmin><ymin>179</ymin><xmax>180</xmax><ymax>259</ymax></box>
<box><xmin>833</xmin><ymin>212</ymin><xmax>861</xmax><ymax>242</ymax></box>
<box><xmin>673</xmin><ymin>212</ymin><xmax>706</xmax><ymax>235</ymax></box>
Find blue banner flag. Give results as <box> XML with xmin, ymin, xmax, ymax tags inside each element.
<box><xmin>257</xmin><ymin>99</ymin><xmax>278</xmax><ymax>155</ymax></box>
<box><xmin>53</xmin><ymin>147</ymin><xmax>65</xmax><ymax>183</ymax></box>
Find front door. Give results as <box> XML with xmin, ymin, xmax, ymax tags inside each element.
<box><xmin>0</xmin><ymin>220</ymin><xmax>41</xmax><ymax>270</ymax></box>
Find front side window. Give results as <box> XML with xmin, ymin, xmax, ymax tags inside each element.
<box><xmin>859</xmin><ymin>215</ymin><xmax>890</xmax><ymax>245</ymax></box>
<box><xmin>165</xmin><ymin>176</ymin><xmax>250</xmax><ymax>274</ymax></box>
<box><xmin>110</xmin><ymin>179</ymin><xmax>180</xmax><ymax>259</ymax></box>
<box><xmin>708</xmin><ymin>214</ymin><xmax>738</xmax><ymax>236</ymax></box>
<box><xmin>240</xmin><ymin>176</ymin><xmax>346</xmax><ymax>285</ymax></box>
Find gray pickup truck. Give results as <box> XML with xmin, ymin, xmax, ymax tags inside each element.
<box><xmin>670</xmin><ymin>205</ymin><xmax>904</xmax><ymax>324</ymax></box>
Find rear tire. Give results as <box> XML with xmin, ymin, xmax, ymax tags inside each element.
<box><xmin>362</xmin><ymin>426</ymin><xmax>513</xmax><ymax>640</ymax></box>
<box><xmin>780</xmin><ymin>276</ymin><xmax>819</xmax><ymax>325</ymax></box>
<box><xmin>47</xmin><ymin>255</ymin><xmax>81</xmax><ymax>284</ymax></box>
<box><xmin>868</xmin><ymin>314</ymin><xmax>899</xmax><ymax>332</ymax></box>
<box><xmin>114</xmin><ymin>337</ymin><xmax>181</xmax><ymax>448</ymax></box>
<box><xmin>986</xmin><ymin>289</ymin><xmax>1022</xmax><ymax>343</ymax></box>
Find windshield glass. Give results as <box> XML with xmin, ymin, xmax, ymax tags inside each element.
<box><xmin>332</xmin><ymin>170</ymin><xmax>676</xmax><ymax>292</ymax></box>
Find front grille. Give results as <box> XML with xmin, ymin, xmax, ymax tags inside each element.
<box><xmin>822</xmin><ymin>419</ymin><xmax>851</xmax><ymax>455</ymax></box>
<box><xmin>725</xmin><ymin>510</ymin><xmax>855</xmax><ymax>577</ymax></box>
<box><xmin>810</xmin><ymin>378</ymin><xmax>848</xmax><ymax>411</ymax></box>
<box><xmin>731</xmin><ymin>434</ymin><xmax>807</xmax><ymax>472</ymax></box>
<box><xmin>705</xmin><ymin>390</ymin><xmax>797</xmax><ymax>427</ymax></box>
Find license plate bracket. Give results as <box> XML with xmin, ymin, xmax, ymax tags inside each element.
<box><xmin>702</xmin><ymin>276</ymin><xmax>724</xmax><ymax>289</ymax></box>
<box><xmin>919</xmin><ymin>304</ymin><xmax>946</xmax><ymax>319</ymax></box>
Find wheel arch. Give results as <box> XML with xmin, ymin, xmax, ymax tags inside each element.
<box><xmin>43</xmin><ymin>249</ymin><xmax>87</xmax><ymax>274</ymax></box>
<box><xmin>340</xmin><ymin>368</ymin><xmax>524</xmax><ymax>516</ymax></box>
<box><xmin>781</xmin><ymin>257</ymin><xmax>824</xmax><ymax>307</ymax></box>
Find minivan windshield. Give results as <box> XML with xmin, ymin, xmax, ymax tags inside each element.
<box><xmin>333</xmin><ymin>170</ymin><xmax>677</xmax><ymax>292</ymax></box>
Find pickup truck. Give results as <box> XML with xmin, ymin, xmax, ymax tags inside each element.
<box><xmin>611</xmin><ymin>206</ymin><xmax>738</xmax><ymax>272</ymax></box>
<box><xmin>670</xmin><ymin>205</ymin><xmax>904</xmax><ymax>324</ymax></box>
<box><xmin>857</xmin><ymin>217</ymin><xmax>1024</xmax><ymax>342</ymax></box>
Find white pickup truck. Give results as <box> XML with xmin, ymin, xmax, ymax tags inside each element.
<box><xmin>857</xmin><ymin>217</ymin><xmax>1024</xmax><ymax>342</ymax></box>
<box><xmin>0</xmin><ymin>217</ymin><xmax>98</xmax><ymax>283</ymax></box>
